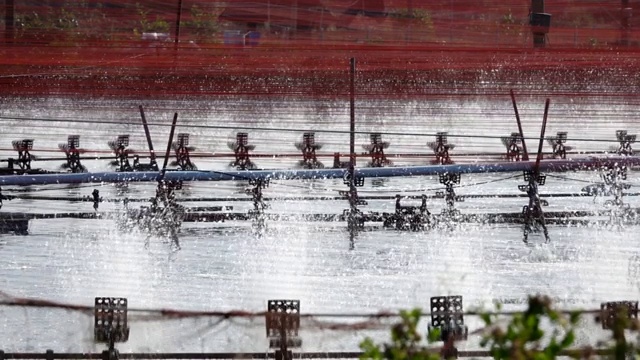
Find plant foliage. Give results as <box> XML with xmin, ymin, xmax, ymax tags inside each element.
<box><xmin>360</xmin><ymin>295</ymin><xmax>640</xmax><ymax>360</ymax></box>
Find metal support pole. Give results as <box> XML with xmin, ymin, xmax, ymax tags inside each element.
<box><xmin>621</xmin><ymin>0</ymin><xmax>631</xmax><ymax>46</ymax></box>
<box><xmin>348</xmin><ymin>57</ymin><xmax>358</xmax><ymax>249</ymax></box>
<box><xmin>5</xmin><ymin>0</ymin><xmax>14</xmax><ymax>45</ymax></box>
<box><xmin>534</xmin><ymin>99</ymin><xmax>549</xmax><ymax>173</ymax></box>
<box><xmin>349</xmin><ymin>58</ymin><xmax>356</xmax><ymax>176</ymax></box>
<box><xmin>510</xmin><ymin>90</ymin><xmax>529</xmax><ymax>160</ymax></box>
<box><xmin>523</xmin><ymin>99</ymin><xmax>550</xmax><ymax>244</ymax></box>
<box><xmin>139</xmin><ymin>106</ymin><xmax>158</xmax><ymax>169</ymax></box>
<box><xmin>161</xmin><ymin>113</ymin><xmax>179</xmax><ymax>178</ymax></box>
<box><xmin>174</xmin><ymin>0</ymin><xmax>183</xmax><ymax>52</ymax></box>
<box><xmin>279</xmin><ymin>313</ymin><xmax>290</xmax><ymax>360</ymax></box>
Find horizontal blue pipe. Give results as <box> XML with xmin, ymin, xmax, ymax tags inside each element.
<box><xmin>0</xmin><ymin>157</ymin><xmax>639</xmax><ymax>186</ymax></box>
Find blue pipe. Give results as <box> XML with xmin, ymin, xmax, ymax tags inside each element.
<box><xmin>0</xmin><ymin>157</ymin><xmax>638</xmax><ymax>186</ymax></box>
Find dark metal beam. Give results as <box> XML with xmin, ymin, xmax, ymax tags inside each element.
<box><xmin>5</xmin><ymin>0</ymin><xmax>14</xmax><ymax>45</ymax></box>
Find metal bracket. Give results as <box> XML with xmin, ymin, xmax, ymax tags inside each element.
<box><xmin>363</xmin><ymin>133</ymin><xmax>391</xmax><ymax>167</ymax></box>
<box><xmin>383</xmin><ymin>195</ymin><xmax>431</xmax><ymax>231</ymax></box>
<box><xmin>296</xmin><ymin>132</ymin><xmax>324</xmax><ymax>169</ymax></box>
<box><xmin>520</xmin><ymin>169</ymin><xmax>550</xmax><ymax>243</ymax></box>
<box><xmin>94</xmin><ymin>297</ymin><xmax>129</xmax><ymax>355</ymax></box>
<box><xmin>438</xmin><ymin>173</ymin><xmax>463</xmax><ymax>214</ymax></box>
<box><xmin>616</xmin><ymin>130</ymin><xmax>636</xmax><ymax>156</ymax></box>
<box><xmin>599</xmin><ymin>301</ymin><xmax>638</xmax><ymax>329</ymax></box>
<box><xmin>229</xmin><ymin>132</ymin><xmax>256</xmax><ymax>170</ymax></box>
<box><xmin>247</xmin><ymin>179</ymin><xmax>269</xmax><ymax>232</ymax></box>
<box><xmin>343</xmin><ymin>173</ymin><xmax>364</xmax><ymax>187</ymax></box>
<box><xmin>501</xmin><ymin>132</ymin><xmax>523</xmax><ymax>162</ymax></box>
<box><xmin>172</xmin><ymin>133</ymin><xmax>198</xmax><ymax>171</ymax></box>
<box><xmin>523</xmin><ymin>171</ymin><xmax>546</xmax><ymax>186</ymax></box>
<box><xmin>92</xmin><ymin>189</ymin><xmax>100</xmax><ymax>211</ymax></box>
<box><xmin>248</xmin><ymin>179</ymin><xmax>269</xmax><ymax>210</ymax></box>
<box><xmin>439</xmin><ymin>173</ymin><xmax>460</xmax><ymax>186</ymax></box>
<box><xmin>59</xmin><ymin>135</ymin><xmax>85</xmax><ymax>173</ymax></box>
<box><xmin>428</xmin><ymin>296</ymin><xmax>468</xmax><ymax>342</ymax></box>
<box><xmin>599</xmin><ymin>164</ymin><xmax>629</xmax><ymax>214</ymax></box>
<box><xmin>108</xmin><ymin>135</ymin><xmax>132</xmax><ymax>172</ymax></box>
<box><xmin>12</xmin><ymin>139</ymin><xmax>34</xmax><ymax>170</ymax></box>
<box><xmin>428</xmin><ymin>132</ymin><xmax>455</xmax><ymax>165</ymax></box>
<box><xmin>266</xmin><ymin>300</ymin><xmax>302</xmax><ymax>349</ymax></box>
<box><xmin>547</xmin><ymin>131</ymin><xmax>571</xmax><ymax>159</ymax></box>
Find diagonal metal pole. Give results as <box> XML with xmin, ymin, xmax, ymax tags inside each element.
<box><xmin>139</xmin><ymin>105</ymin><xmax>158</xmax><ymax>169</ymax></box>
<box><xmin>160</xmin><ymin>113</ymin><xmax>179</xmax><ymax>181</ymax></box>
<box><xmin>510</xmin><ymin>89</ymin><xmax>529</xmax><ymax>161</ymax></box>
<box><xmin>534</xmin><ymin>99</ymin><xmax>550</xmax><ymax>177</ymax></box>
<box><xmin>524</xmin><ymin>98</ymin><xmax>550</xmax><ymax>244</ymax></box>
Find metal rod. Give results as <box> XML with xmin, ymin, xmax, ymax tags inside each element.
<box><xmin>0</xmin><ymin>151</ymin><xmax>617</xmax><ymax>162</ymax></box>
<box><xmin>621</xmin><ymin>0</ymin><xmax>631</xmax><ymax>45</ymax></box>
<box><xmin>3</xmin><ymin>208</ymin><xmax>637</xmax><ymax>223</ymax></box>
<box><xmin>347</xmin><ymin>57</ymin><xmax>358</xmax><ymax>249</ymax></box>
<box><xmin>510</xmin><ymin>89</ymin><xmax>529</xmax><ymax>160</ymax></box>
<box><xmin>3</xmin><ymin>156</ymin><xmax>640</xmax><ymax>186</ymax></box>
<box><xmin>0</xmin><ymin>116</ymin><xmax>629</xmax><ymax>143</ymax></box>
<box><xmin>174</xmin><ymin>0</ymin><xmax>183</xmax><ymax>52</ymax></box>
<box><xmin>0</xmin><ymin>348</ymin><xmax>617</xmax><ymax>359</ymax></box>
<box><xmin>160</xmin><ymin>113</ymin><xmax>179</xmax><ymax>179</ymax></box>
<box><xmin>6</xmin><ymin>193</ymin><xmax>640</xmax><ymax>203</ymax></box>
<box><xmin>535</xmin><ymin>98</ymin><xmax>551</xmax><ymax>174</ymax></box>
<box><xmin>5</xmin><ymin>0</ymin><xmax>14</xmax><ymax>45</ymax></box>
<box><xmin>139</xmin><ymin>105</ymin><xmax>158</xmax><ymax>167</ymax></box>
<box><xmin>349</xmin><ymin>57</ymin><xmax>356</xmax><ymax>175</ymax></box>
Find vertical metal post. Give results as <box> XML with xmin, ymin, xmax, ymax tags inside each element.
<box><xmin>510</xmin><ymin>90</ymin><xmax>529</xmax><ymax>161</ymax></box>
<box><xmin>5</xmin><ymin>0</ymin><xmax>14</xmax><ymax>44</ymax></box>
<box><xmin>521</xmin><ymin>99</ymin><xmax>551</xmax><ymax>244</ymax></box>
<box><xmin>348</xmin><ymin>57</ymin><xmax>357</xmax><ymax>250</ymax></box>
<box><xmin>279</xmin><ymin>313</ymin><xmax>289</xmax><ymax>360</ymax></box>
<box><xmin>406</xmin><ymin>0</ymin><xmax>413</xmax><ymax>43</ymax></box>
<box><xmin>293</xmin><ymin>0</ymin><xmax>298</xmax><ymax>37</ymax></box>
<box><xmin>349</xmin><ymin>58</ymin><xmax>356</xmax><ymax>175</ymax></box>
<box><xmin>621</xmin><ymin>0</ymin><xmax>631</xmax><ymax>46</ymax></box>
<box><xmin>449</xmin><ymin>0</ymin><xmax>453</xmax><ymax>42</ymax></box>
<box><xmin>174</xmin><ymin>0</ymin><xmax>183</xmax><ymax>53</ymax></box>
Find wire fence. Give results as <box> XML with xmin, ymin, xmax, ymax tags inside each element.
<box><xmin>1</xmin><ymin>291</ymin><xmax>639</xmax><ymax>359</ymax></box>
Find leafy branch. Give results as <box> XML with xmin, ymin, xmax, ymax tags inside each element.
<box><xmin>360</xmin><ymin>296</ymin><xmax>640</xmax><ymax>360</ymax></box>
<box><xmin>184</xmin><ymin>4</ymin><xmax>222</xmax><ymax>43</ymax></box>
<box><xmin>361</xmin><ymin>309</ymin><xmax>442</xmax><ymax>360</ymax></box>
<box><xmin>134</xmin><ymin>3</ymin><xmax>170</xmax><ymax>35</ymax></box>
<box><xmin>479</xmin><ymin>296</ymin><xmax>579</xmax><ymax>359</ymax></box>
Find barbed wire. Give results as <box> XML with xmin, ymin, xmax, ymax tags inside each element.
<box><xmin>0</xmin><ymin>116</ymin><xmax>628</xmax><ymax>144</ymax></box>
<box><xmin>3</xmin><ymin>291</ymin><xmax>638</xmax><ymax>359</ymax></box>
<box><xmin>0</xmin><ymin>291</ymin><xmax>612</xmax><ymax>323</ymax></box>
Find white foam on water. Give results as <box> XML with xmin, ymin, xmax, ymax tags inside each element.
<box><xmin>525</xmin><ymin>242</ymin><xmax>559</xmax><ymax>263</ymax></box>
<box><xmin>1</xmin><ymin>96</ymin><xmax>640</xmax><ymax>352</ymax></box>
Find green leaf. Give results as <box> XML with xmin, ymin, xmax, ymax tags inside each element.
<box><xmin>427</xmin><ymin>327</ymin><xmax>441</xmax><ymax>343</ymax></box>
<box><xmin>560</xmin><ymin>331</ymin><xmax>575</xmax><ymax>348</ymax></box>
<box><xmin>480</xmin><ymin>312</ymin><xmax>492</xmax><ymax>325</ymax></box>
